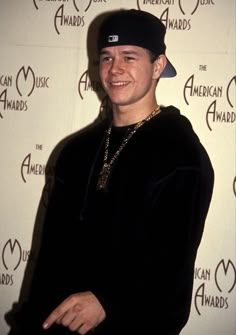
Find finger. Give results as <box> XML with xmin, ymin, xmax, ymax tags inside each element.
<box><xmin>66</xmin><ymin>313</ymin><xmax>92</xmax><ymax>334</ymax></box>
<box><xmin>76</xmin><ymin>322</ymin><xmax>93</xmax><ymax>335</ymax></box>
<box><xmin>69</xmin><ymin>319</ymin><xmax>84</xmax><ymax>333</ymax></box>
<box><xmin>60</xmin><ymin>311</ymin><xmax>77</xmax><ymax>328</ymax></box>
<box><xmin>55</xmin><ymin>313</ymin><xmax>65</xmax><ymax>325</ymax></box>
<box><xmin>42</xmin><ymin>309</ymin><xmax>62</xmax><ymax>330</ymax></box>
<box><xmin>42</xmin><ymin>300</ymin><xmax>72</xmax><ymax>329</ymax></box>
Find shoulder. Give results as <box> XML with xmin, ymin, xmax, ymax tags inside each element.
<box><xmin>147</xmin><ymin>105</ymin><xmax>212</xmax><ymax>168</ymax></box>
<box><xmin>53</xmin><ymin>119</ymin><xmax>107</xmax><ymax>175</ymax></box>
<box><xmin>157</xmin><ymin>105</ymin><xmax>195</xmax><ymax>136</ymax></box>
<box><xmin>63</xmin><ymin>120</ymin><xmax>106</xmax><ymax>152</ymax></box>
<box><xmin>146</xmin><ymin>105</ymin><xmax>199</xmax><ymax>145</ymax></box>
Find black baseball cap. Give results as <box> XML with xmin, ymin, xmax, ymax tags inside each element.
<box><xmin>97</xmin><ymin>9</ymin><xmax>176</xmax><ymax>78</ymax></box>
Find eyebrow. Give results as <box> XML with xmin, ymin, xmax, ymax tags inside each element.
<box><xmin>100</xmin><ymin>49</ymin><xmax>141</xmax><ymax>56</ymax></box>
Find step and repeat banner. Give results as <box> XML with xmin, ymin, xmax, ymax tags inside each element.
<box><xmin>0</xmin><ymin>1</ymin><xmax>235</xmax><ymax>334</ymax></box>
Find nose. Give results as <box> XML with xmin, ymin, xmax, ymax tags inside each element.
<box><xmin>109</xmin><ymin>58</ymin><xmax>123</xmax><ymax>75</ymax></box>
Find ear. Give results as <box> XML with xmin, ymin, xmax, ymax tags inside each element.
<box><xmin>152</xmin><ymin>55</ymin><xmax>167</xmax><ymax>79</ymax></box>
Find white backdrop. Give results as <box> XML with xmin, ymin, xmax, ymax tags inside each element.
<box><xmin>0</xmin><ymin>1</ymin><xmax>235</xmax><ymax>334</ymax></box>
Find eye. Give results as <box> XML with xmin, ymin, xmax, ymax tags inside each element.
<box><xmin>100</xmin><ymin>56</ymin><xmax>112</xmax><ymax>63</ymax></box>
<box><xmin>124</xmin><ymin>56</ymin><xmax>135</xmax><ymax>62</ymax></box>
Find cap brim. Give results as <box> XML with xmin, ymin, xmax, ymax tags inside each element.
<box><xmin>160</xmin><ymin>58</ymin><xmax>177</xmax><ymax>78</ymax></box>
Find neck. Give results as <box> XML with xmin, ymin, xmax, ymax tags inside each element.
<box><xmin>112</xmin><ymin>100</ymin><xmax>159</xmax><ymax>127</ymax></box>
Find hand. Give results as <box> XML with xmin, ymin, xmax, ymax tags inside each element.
<box><xmin>42</xmin><ymin>291</ymin><xmax>106</xmax><ymax>334</ymax></box>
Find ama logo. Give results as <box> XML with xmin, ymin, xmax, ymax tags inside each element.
<box><xmin>0</xmin><ymin>239</ymin><xmax>31</xmax><ymax>286</ymax></box>
<box><xmin>194</xmin><ymin>259</ymin><xmax>236</xmax><ymax>315</ymax></box>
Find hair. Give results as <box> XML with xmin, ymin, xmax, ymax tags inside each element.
<box><xmin>145</xmin><ymin>49</ymin><xmax>161</xmax><ymax>85</ymax></box>
<box><xmin>146</xmin><ymin>49</ymin><xmax>160</xmax><ymax>63</ymax></box>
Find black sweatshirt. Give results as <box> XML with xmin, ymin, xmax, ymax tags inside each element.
<box><xmin>8</xmin><ymin>106</ymin><xmax>214</xmax><ymax>335</ymax></box>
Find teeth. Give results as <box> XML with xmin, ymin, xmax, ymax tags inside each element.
<box><xmin>111</xmin><ymin>81</ymin><xmax>129</xmax><ymax>86</ymax></box>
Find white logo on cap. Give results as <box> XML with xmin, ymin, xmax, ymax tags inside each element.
<box><xmin>108</xmin><ymin>35</ymin><xmax>119</xmax><ymax>43</ymax></box>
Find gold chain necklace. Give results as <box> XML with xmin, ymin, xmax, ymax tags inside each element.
<box><xmin>96</xmin><ymin>105</ymin><xmax>161</xmax><ymax>191</ymax></box>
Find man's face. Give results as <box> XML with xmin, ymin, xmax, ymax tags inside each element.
<box><xmin>99</xmin><ymin>45</ymin><xmax>160</xmax><ymax>108</ymax></box>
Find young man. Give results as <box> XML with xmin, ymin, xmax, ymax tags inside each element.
<box><xmin>10</xmin><ymin>9</ymin><xmax>214</xmax><ymax>335</ymax></box>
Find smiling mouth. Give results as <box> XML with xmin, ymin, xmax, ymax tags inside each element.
<box><xmin>110</xmin><ymin>81</ymin><xmax>130</xmax><ymax>87</ymax></box>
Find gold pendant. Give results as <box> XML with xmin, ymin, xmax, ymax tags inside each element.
<box><xmin>96</xmin><ymin>163</ymin><xmax>111</xmax><ymax>191</ymax></box>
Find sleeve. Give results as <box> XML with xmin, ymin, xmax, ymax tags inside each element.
<box><xmin>7</xmin><ymin>152</ymin><xmax>77</xmax><ymax>335</ymax></box>
<box><xmin>92</xmin><ymin>163</ymin><xmax>214</xmax><ymax>335</ymax></box>
<box><xmin>143</xmin><ymin>166</ymin><xmax>212</xmax><ymax>333</ymax></box>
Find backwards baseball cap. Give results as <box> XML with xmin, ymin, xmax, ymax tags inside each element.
<box><xmin>97</xmin><ymin>9</ymin><xmax>176</xmax><ymax>78</ymax></box>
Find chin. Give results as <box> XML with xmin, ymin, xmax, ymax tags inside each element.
<box><xmin>112</xmin><ymin>102</ymin><xmax>131</xmax><ymax>108</ymax></box>
<box><xmin>109</xmin><ymin>97</ymin><xmax>133</xmax><ymax>106</ymax></box>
